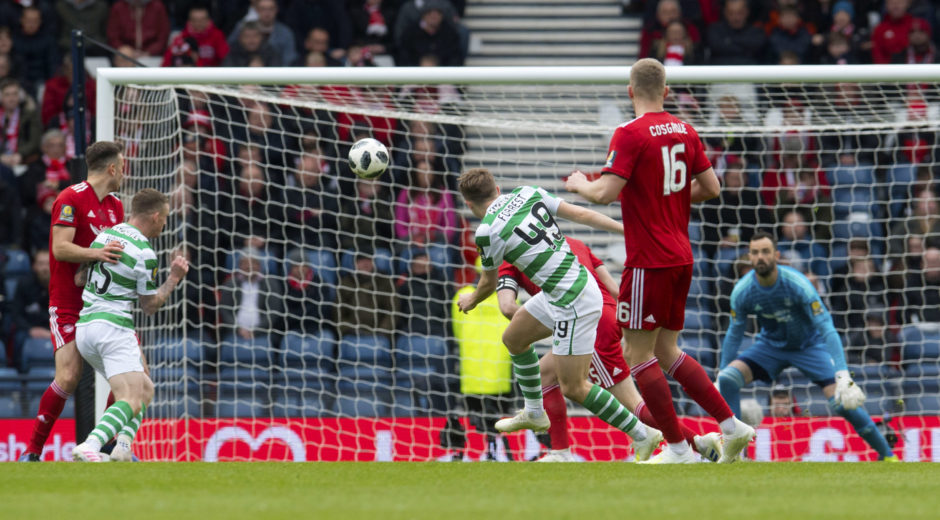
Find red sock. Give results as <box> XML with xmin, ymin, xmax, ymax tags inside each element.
<box><xmin>27</xmin><ymin>381</ymin><xmax>70</xmax><ymax>455</ymax></box>
<box><xmin>631</xmin><ymin>358</ymin><xmax>684</xmax><ymax>443</ymax></box>
<box><xmin>635</xmin><ymin>400</ymin><xmax>698</xmax><ymax>450</ymax></box>
<box><xmin>542</xmin><ymin>385</ymin><xmax>570</xmax><ymax>450</ymax></box>
<box><xmin>106</xmin><ymin>392</ymin><xmax>115</xmax><ymax>408</ymax></box>
<box><xmin>668</xmin><ymin>352</ymin><xmax>733</xmax><ymax>423</ymax></box>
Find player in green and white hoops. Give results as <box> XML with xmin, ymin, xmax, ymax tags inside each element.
<box><xmin>71</xmin><ymin>189</ymin><xmax>189</xmax><ymax>462</ymax></box>
<box><xmin>457</xmin><ymin>169</ymin><xmax>663</xmax><ymax>461</ymax></box>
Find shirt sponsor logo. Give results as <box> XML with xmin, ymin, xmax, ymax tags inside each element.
<box><xmin>60</xmin><ymin>205</ymin><xmax>74</xmax><ymax>223</ymax></box>
<box><xmin>108</xmin><ymin>210</ymin><xmax>117</xmax><ymax>224</ymax></box>
<box><xmin>811</xmin><ymin>301</ymin><xmax>824</xmax><ymax>316</ymax></box>
<box><xmin>604</xmin><ymin>150</ymin><xmax>617</xmax><ymax>168</ymax></box>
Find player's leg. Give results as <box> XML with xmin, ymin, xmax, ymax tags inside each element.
<box><xmin>74</xmin><ymin>371</ymin><xmax>147</xmax><ymax>461</ymax></box>
<box><xmin>496</xmin><ymin>297</ymin><xmax>553</xmax><ymax>433</ymax></box>
<box><xmin>793</xmin><ymin>347</ymin><xmax>897</xmax><ymax>461</ymax></box>
<box><xmin>716</xmin><ymin>347</ymin><xmax>781</xmax><ymax>463</ymax></box>
<box><xmin>536</xmin><ymin>352</ymin><xmax>574</xmax><ymax>461</ymax></box>
<box><xmin>23</xmin><ymin>311</ymin><xmax>83</xmax><ymax>460</ymax></box>
<box><xmin>716</xmin><ymin>360</ymin><xmax>754</xmax><ymax>418</ymax></box>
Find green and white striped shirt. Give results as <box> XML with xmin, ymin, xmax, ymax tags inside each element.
<box><xmin>475</xmin><ymin>186</ymin><xmax>588</xmax><ymax>307</ymax></box>
<box><xmin>78</xmin><ymin>223</ymin><xmax>158</xmax><ymax>330</ymax></box>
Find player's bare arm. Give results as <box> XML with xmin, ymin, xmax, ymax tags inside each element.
<box><xmin>52</xmin><ymin>225</ymin><xmax>124</xmax><ymax>264</ymax></box>
<box><xmin>457</xmin><ymin>268</ymin><xmax>498</xmax><ymax>313</ymax></box>
<box><xmin>556</xmin><ymin>201</ymin><xmax>623</xmax><ymax>234</ymax></box>
<box><xmin>565</xmin><ymin>170</ymin><xmax>626</xmax><ymax>205</ymax></box>
<box><xmin>595</xmin><ymin>265</ymin><xmax>619</xmax><ymax>298</ymax></box>
<box><xmin>140</xmin><ymin>256</ymin><xmax>189</xmax><ymax>315</ymax></box>
<box><xmin>496</xmin><ymin>286</ymin><xmax>520</xmax><ymax>320</ymax></box>
<box><xmin>690</xmin><ymin>167</ymin><xmax>721</xmax><ymax>203</ymax></box>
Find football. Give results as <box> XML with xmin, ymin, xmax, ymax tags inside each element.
<box><xmin>348</xmin><ymin>138</ymin><xmax>389</xmax><ymax>179</ymax></box>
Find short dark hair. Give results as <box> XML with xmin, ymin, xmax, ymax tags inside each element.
<box><xmin>750</xmin><ymin>231</ymin><xmax>777</xmax><ymax>249</ymax></box>
<box><xmin>85</xmin><ymin>141</ymin><xmax>123</xmax><ymax>173</ymax></box>
<box><xmin>131</xmin><ymin>188</ymin><xmax>168</xmax><ymax>217</ymax></box>
<box><xmin>458</xmin><ymin>168</ymin><xmax>498</xmax><ymax>205</ymax></box>
<box><xmin>0</xmin><ymin>77</ymin><xmax>19</xmax><ymax>92</ymax></box>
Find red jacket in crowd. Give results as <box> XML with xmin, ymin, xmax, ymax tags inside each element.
<box><xmin>162</xmin><ymin>20</ymin><xmax>229</xmax><ymax>67</ymax></box>
<box><xmin>871</xmin><ymin>13</ymin><xmax>926</xmax><ymax>64</ymax></box>
<box><xmin>107</xmin><ymin>0</ymin><xmax>171</xmax><ymax>56</ymax></box>
<box><xmin>41</xmin><ymin>75</ymin><xmax>95</xmax><ymax>127</ymax></box>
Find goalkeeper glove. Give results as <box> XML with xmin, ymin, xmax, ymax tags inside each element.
<box><xmin>834</xmin><ymin>370</ymin><xmax>866</xmax><ymax>410</ymax></box>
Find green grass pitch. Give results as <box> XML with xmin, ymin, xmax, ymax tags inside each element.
<box><xmin>4</xmin><ymin>462</ymin><xmax>937</xmax><ymax>520</ymax></box>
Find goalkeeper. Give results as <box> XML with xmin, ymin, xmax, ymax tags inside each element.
<box><xmin>718</xmin><ymin>232</ymin><xmax>897</xmax><ymax>461</ymax></box>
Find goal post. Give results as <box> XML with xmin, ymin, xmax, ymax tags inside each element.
<box><xmin>96</xmin><ymin>64</ymin><xmax>940</xmax><ymax>462</ymax></box>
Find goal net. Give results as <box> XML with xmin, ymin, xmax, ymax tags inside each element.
<box><xmin>97</xmin><ymin>65</ymin><xmax>940</xmax><ymax>462</ymax></box>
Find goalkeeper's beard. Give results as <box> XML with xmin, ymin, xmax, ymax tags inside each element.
<box><xmin>754</xmin><ymin>260</ymin><xmax>775</xmax><ymax>278</ymax></box>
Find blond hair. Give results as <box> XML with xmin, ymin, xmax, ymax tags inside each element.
<box><xmin>458</xmin><ymin>168</ymin><xmax>498</xmax><ymax>205</ymax></box>
<box><xmin>630</xmin><ymin>58</ymin><xmax>667</xmax><ymax>101</ymax></box>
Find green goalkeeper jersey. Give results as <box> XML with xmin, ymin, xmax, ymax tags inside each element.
<box><xmin>474</xmin><ymin>186</ymin><xmax>588</xmax><ymax>307</ymax></box>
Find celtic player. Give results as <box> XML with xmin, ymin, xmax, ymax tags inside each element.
<box><xmin>456</xmin><ymin>168</ymin><xmax>662</xmax><ymax>461</ymax></box>
<box><xmin>71</xmin><ymin>189</ymin><xmax>189</xmax><ymax>462</ymax></box>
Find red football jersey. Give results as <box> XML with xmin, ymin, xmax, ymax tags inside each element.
<box><xmin>498</xmin><ymin>237</ymin><xmax>616</xmax><ymax>308</ymax></box>
<box><xmin>602</xmin><ymin>111</ymin><xmax>711</xmax><ymax>268</ymax></box>
<box><xmin>48</xmin><ymin>181</ymin><xmax>124</xmax><ymax>312</ymax></box>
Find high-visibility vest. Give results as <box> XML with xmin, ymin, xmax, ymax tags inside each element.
<box><xmin>452</xmin><ymin>285</ymin><xmax>513</xmax><ymax>395</ymax></box>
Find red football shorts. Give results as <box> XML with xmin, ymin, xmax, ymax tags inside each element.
<box><xmin>618</xmin><ymin>265</ymin><xmax>693</xmax><ymax>331</ymax></box>
<box><xmin>588</xmin><ymin>302</ymin><xmax>630</xmax><ymax>388</ymax></box>
<box><xmin>49</xmin><ymin>306</ymin><xmax>79</xmax><ymax>351</ymax></box>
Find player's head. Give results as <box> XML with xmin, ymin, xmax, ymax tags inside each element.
<box><xmin>458</xmin><ymin>168</ymin><xmax>500</xmax><ymax>218</ymax></box>
<box><xmin>628</xmin><ymin>58</ymin><xmax>668</xmax><ymax>106</ymax></box>
<box><xmin>748</xmin><ymin>231</ymin><xmax>780</xmax><ymax>278</ymax></box>
<box><xmin>86</xmin><ymin>141</ymin><xmax>125</xmax><ymax>191</ymax></box>
<box><xmin>129</xmin><ymin>188</ymin><xmax>170</xmax><ymax>239</ymax></box>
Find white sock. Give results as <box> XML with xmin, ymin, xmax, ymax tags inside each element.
<box><xmin>720</xmin><ymin>417</ymin><xmax>737</xmax><ymax>435</ymax></box>
<box><xmin>668</xmin><ymin>441</ymin><xmax>690</xmax><ymax>454</ymax></box>
<box><xmin>524</xmin><ymin>399</ymin><xmax>543</xmax><ymax>416</ymax></box>
<box><xmin>85</xmin><ymin>437</ymin><xmax>104</xmax><ymax>452</ymax></box>
<box><xmin>116</xmin><ymin>434</ymin><xmax>133</xmax><ymax>451</ymax></box>
<box><xmin>629</xmin><ymin>423</ymin><xmax>648</xmax><ymax>441</ymax></box>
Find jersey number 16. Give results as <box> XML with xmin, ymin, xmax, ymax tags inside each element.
<box><xmin>661</xmin><ymin>143</ymin><xmax>687</xmax><ymax>196</ymax></box>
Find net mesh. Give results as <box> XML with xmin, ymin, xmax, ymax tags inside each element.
<box><xmin>110</xmin><ymin>72</ymin><xmax>940</xmax><ymax>461</ymax></box>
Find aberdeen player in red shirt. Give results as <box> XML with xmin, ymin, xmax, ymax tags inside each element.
<box><xmin>496</xmin><ymin>237</ymin><xmax>721</xmax><ymax>462</ymax></box>
<box><xmin>566</xmin><ymin>58</ymin><xmax>753</xmax><ymax>464</ymax></box>
<box><xmin>20</xmin><ymin>142</ymin><xmax>127</xmax><ymax>461</ymax></box>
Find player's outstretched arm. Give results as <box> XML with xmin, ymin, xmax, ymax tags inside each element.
<box><xmin>556</xmin><ymin>201</ymin><xmax>623</xmax><ymax>234</ymax></box>
<box><xmin>565</xmin><ymin>170</ymin><xmax>626</xmax><ymax>205</ymax></box>
<box><xmin>595</xmin><ymin>265</ymin><xmax>620</xmax><ymax>299</ymax></box>
<box><xmin>457</xmin><ymin>268</ymin><xmax>498</xmax><ymax>314</ymax></box>
<box><xmin>52</xmin><ymin>225</ymin><xmax>124</xmax><ymax>264</ymax></box>
<box><xmin>690</xmin><ymin>167</ymin><xmax>721</xmax><ymax>203</ymax></box>
<box><xmin>140</xmin><ymin>256</ymin><xmax>189</xmax><ymax>315</ymax></box>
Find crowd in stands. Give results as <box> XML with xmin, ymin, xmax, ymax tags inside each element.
<box><xmin>0</xmin><ymin>0</ymin><xmax>939</xmax><ymax>418</ymax></box>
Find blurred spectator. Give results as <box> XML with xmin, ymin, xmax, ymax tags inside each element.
<box><xmin>901</xmin><ymin>17</ymin><xmax>937</xmax><ymax>64</ymax></box>
<box><xmin>10</xmin><ymin>249</ymin><xmax>50</xmax><ymax>369</ymax></box>
<box><xmin>397</xmin><ymin>249</ymin><xmax>449</xmax><ymax>336</ymax></box>
<box><xmin>169</xmin><ymin>244</ymin><xmax>217</xmax><ymax>341</ymax></box>
<box><xmin>776</xmin><ymin>209</ymin><xmax>828</xmax><ymax>276</ymax></box>
<box><xmin>219</xmin><ymin>249</ymin><xmax>281</xmax><ymax>340</ymax></box>
<box><xmin>336</xmin><ymin>248</ymin><xmax>397</xmax><ymax>340</ymax></box>
<box><xmin>818</xmin><ymin>31</ymin><xmax>856</xmax><ymax>64</ymax></box>
<box><xmin>812</xmin><ymin>2</ymin><xmax>870</xmax><ymax>63</ymax></box>
<box><xmin>396</xmin><ymin>4</ymin><xmax>462</xmax><ymax>66</ymax></box>
<box><xmin>165</xmin><ymin>0</ymin><xmax>249</xmax><ymax>35</ymax></box>
<box><xmin>0</xmin><ymin>27</ymin><xmax>20</xmax><ymax>80</ymax></box>
<box><xmin>338</xmin><ymin>176</ymin><xmax>395</xmax><ymax>255</ymax></box>
<box><xmin>901</xmin><ymin>247</ymin><xmax>940</xmax><ymax>325</ymax></box>
<box><xmin>394</xmin><ymin>159</ymin><xmax>459</xmax><ymax>269</ymax></box>
<box><xmin>640</xmin><ymin>0</ymin><xmax>701</xmax><ymax>59</ymax></box>
<box><xmin>162</xmin><ymin>4</ymin><xmax>229</xmax><ymax>67</ymax></box>
<box><xmin>770</xmin><ymin>385</ymin><xmax>800</xmax><ymax>417</ymax></box>
<box><xmin>871</xmin><ymin>0</ymin><xmax>926</xmax><ymax>64</ymax></box>
<box><xmin>112</xmin><ymin>44</ymin><xmax>141</xmax><ymax>67</ymax></box>
<box><xmin>223</xmin><ymin>21</ymin><xmax>282</xmax><ymax>67</ymax></box>
<box><xmin>651</xmin><ymin>20</ymin><xmax>702</xmax><ymax>65</ymax></box>
<box><xmin>26</xmin><ymin>185</ymin><xmax>55</xmax><ymax>252</ymax></box>
<box><xmin>280</xmin><ymin>146</ymin><xmax>340</xmax><ymax>251</ymax></box>
<box><xmin>703</xmin><ymin>88</ymin><xmax>763</xmax><ymax>165</ymax></box>
<box><xmin>227</xmin><ymin>163</ymin><xmax>281</xmax><ymax>251</ymax></box>
<box><xmin>761</xmin><ymin>136</ymin><xmax>830</xmax><ymax>218</ymax></box>
<box><xmin>699</xmin><ymin>155</ymin><xmax>772</xmax><ymax>257</ymax></box>
<box><xmin>343</xmin><ymin>40</ymin><xmax>377</xmax><ymax>67</ymax></box>
<box><xmin>705</xmin><ymin>0</ymin><xmax>768</xmax><ymax>65</ymax></box>
<box><xmin>284</xmin><ymin>0</ymin><xmax>352</xmax><ymax>60</ymax></box>
<box><xmin>349</xmin><ymin>0</ymin><xmax>398</xmax><ymax>56</ymax></box>
<box><xmin>846</xmin><ymin>306</ymin><xmax>894</xmax><ymax>365</ymax></box>
<box><xmin>888</xmin><ymin>187</ymin><xmax>940</xmax><ymax>260</ymax></box>
<box><xmin>228</xmin><ymin>0</ymin><xmax>297</xmax><ymax>67</ymax></box>
<box><xmin>0</xmin><ymin>54</ymin><xmax>12</xmax><ymax>81</ymax></box>
<box><xmin>301</xmin><ymin>27</ymin><xmax>344</xmax><ymax>66</ymax></box>
<box><xmin>0</xmin><ymin>163</ymin><xmax>19</xmax><ymax>246</ymax></box>
<box><xmin>41</xmin><ymin>54</ymin><xmax>95</xmax><ymax>128</ymax></box>
<box><xmin>279</xmin><ymin>249</ymin><xmax>335</xmax><ymax>335</ymax></box>
<box><xmin>14</xmin><ymin>6</ymin><xmax>58</xmax><ymax>95</ymax></box>
<box><xmin>0</xmin><ymin>78</ymin><xmax>42</xmax><ymax>167</ymax></box>
<box><xmin>107</xmin><ymin>0</ymin><xmax>170</xmax><ymax>57</ymax></box>
<box><xmin>829</xmin><ymin>255</ymin><xmax>888</xmax><ymax>334</ymax></box>
<box><xmin>20</xmin><ymin>129</ymin><xmax>76</xmax><ymax>217</ymax></box>
<box><xmin>55</xmin><ymin>0</ymin><xmax>109</xmax><ymax>54</ymax></box>
<box><xmin>769</xmin><ymin>6</ymin><xmax>812</xmax><ymax>63</ymax></box>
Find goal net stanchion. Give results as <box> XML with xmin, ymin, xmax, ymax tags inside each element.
<box><xmin>96</xmin><ymin>65</ymin><xmax>940</xmax><ymax>462</ymax></box>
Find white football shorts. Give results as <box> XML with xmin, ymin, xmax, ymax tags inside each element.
<box><xmin>523</xmin><ymin>274</ymin><xmax>602</xmax><ymax>356</ymax></box>
<box><xmin>76</xmin><ymin>321</ymin><xmax>144</xmax><ymax>379</ymax></box>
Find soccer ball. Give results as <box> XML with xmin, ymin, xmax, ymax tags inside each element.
<box><xmin>348</xmin><ymin>138</ymin><xmax>389</xmax><ymax>179</ymax></box>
